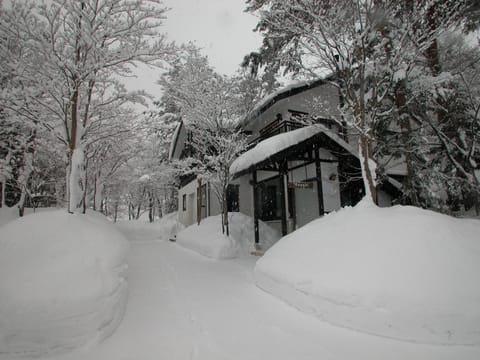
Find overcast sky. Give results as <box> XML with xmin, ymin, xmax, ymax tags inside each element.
<box><xmin>126</xmin><ymin>0</ymin><xmax>262</xmax><ymax>101</ymax></box>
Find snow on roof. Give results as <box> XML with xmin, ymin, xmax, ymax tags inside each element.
<box><xmin>168</xmin><ymin>121</ymin><xmax>183</xmax><ymax>161</ymax></box>
<box><xmin>239</xmin><ymin>75</ymin><xmax>334</xmax><ymax>129</ymax></box>
<box><xmin>230</xmin><ymin>125</ymin><xmax>357</xmax><ymax>176</ymax></box>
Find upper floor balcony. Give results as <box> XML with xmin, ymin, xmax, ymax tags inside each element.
<box><xmin>247</xmin><ymin>110</ymin><xmax>341</xmax><ymax>150</ymax></box>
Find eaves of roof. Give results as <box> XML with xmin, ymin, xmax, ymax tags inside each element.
<box><xmin>239</xmin><ymin>74</ymin><xmax>336</xmax><ymax>130</ymax></box>
<box><xmin>168</xmin><ymin>120</ymin><xmax>183</xmax><ymax>161</ymax></box>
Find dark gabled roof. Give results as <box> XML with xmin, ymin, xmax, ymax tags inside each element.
<box><xmin>239</xmin><ymin>74</ymin><xmax>336</xmax><ymax>129</ymax></box>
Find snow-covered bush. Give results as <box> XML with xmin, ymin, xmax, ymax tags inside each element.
<box><xmin>255</xmin><ymin>200</ymin><xmax>480</xmax><ymax>345</ymax></box>
<box><xmin>176</xmin><ymin>212</ymin><xmax>280</xmax><ymax>259</ymax></box>
<box><xmin>0</xmin><ymin>210</ymin><xmax>130</xmax><ymax>357</ymax></box>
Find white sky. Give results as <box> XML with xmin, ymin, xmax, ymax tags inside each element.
<box><xmin>125</xmin><ymin>0</ymin><xmax>262</xmax><ymax>102</ymax></box>
<box><xmin>163</xmin><ymin>0</ymin><xmax>261</xmax><ymax>75</ymax></box>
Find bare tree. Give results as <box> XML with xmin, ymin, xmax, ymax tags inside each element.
<box><xmin>1</xmin><ymin>0</ymin><xmax>175</xmax><ymax>213</ymax></box>
<box><xmin>160</xmin><ymin>46</ymin><xmax>248</xmax><ymax>234</ymax></box>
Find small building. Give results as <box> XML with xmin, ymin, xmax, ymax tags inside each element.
<box><xmin>170</xmin><ymin>77</ymin><xmax>402</xmax><ymax>247</ymax></box>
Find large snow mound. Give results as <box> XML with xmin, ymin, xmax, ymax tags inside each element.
<box><xmin>0</xmin><ymin>210</ymin><xmax>130</xmax><ymax>357</ymax></box>
<box><xmin>255</xmin><ymin>200</ymin><xmax>480</xmax><ymax>345</ymax></box>
<box><xmin>176</xmin><ymin>212</ymin><xmax>280</xmax><ymax>259</ymax></box>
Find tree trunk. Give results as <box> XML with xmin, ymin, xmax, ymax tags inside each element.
<box><xmin>357</xmin><ymin>73</ymin><xmax>377</xmax><ymax>203</ymax></box>
<box><xmin>136</xmin><ymin>203</ymin><xmax>141</xmax><ymax>220</ymax></box>
<box><xmin>157</xmin><ymin>198</ymin><xmax>163</xmax><ymax>218</ymax></box>
<box><xmin>92</xmin><ymin>173</ymin><xmax>97</xmax><ymax>211</ymax></box>
<box><xmin>1</xmin><ymin>150</ymin><xmax>12</xmax><ymax>208</ymax></box>
<box><xmin>197</xmin><ymin>178</ymin><xmax>202</xmax><ymax>225</ymax></box>
<box><xmin>114</xmin><ymin>201</ymin><xmax>118</xmax><ymax>223</ymax></box>
<box><xmin>359</xmin><ymin>134</ymin><xmax>377</xmax><ymax>203</ymax></box>
<box><xmin>82</xmin><ymin>156</ymin><xmax>88</xmax><ymax>214</ymax></box>
<box><xmin>67</xmin><ymin>82</ymin><xmax>80</xmax><ymax>213</ymax></box>
<box><xmin>224</xmin><ymin>195</ymin><xmax>229</xmax><ymax>237</ymax></box>
<box><xmin>128</xmin><ymin>202</ymin><xmax>133</xmax><ymax>220</ymax></box>
<box><xmin>102</xmin><ymin>197</ymin><xmax>108</xmax><ymax>216</ymax></box>
<box><xmin>68</xmin><ymin>147</ymin><xmax>85</xmax><ymax>213</ymax></box>
<box><xmin>148</xmin><ymin>192</ymin><xmax>154</xmax><ymax>223</ymax></box>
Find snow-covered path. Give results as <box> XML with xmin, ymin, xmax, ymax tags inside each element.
<box><xmin>51</xmin><ymin>221</ymin><xmax>480</xmax><ymax>360</ymax></box>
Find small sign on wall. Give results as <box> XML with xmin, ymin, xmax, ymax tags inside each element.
<box><xmin>288</xmin><ymin>181</ymin><xmax>314</xmax><ymax>189</ymax></box>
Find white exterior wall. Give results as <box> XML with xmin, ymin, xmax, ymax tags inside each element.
<box><xmin>320</xmin><ymin>162</ymin><xmax>341</xmax><ymax>212</ymax></box>
<box><xmin>239</xmin><ymin>175</ymin><xmax>253</xmax><ymax>217</ymax></box>
<box><xmin>178</xmin><ymin>179</ymin><xmax>198</xmax><ymax>227</ymax></box>
<box><xmin>177</xmin><ymin>179</ymin><xmax>223</xmax><ymax>227</ymax></box>
<box><xmin>208</xmin><ymin>187</ymin><xmax>222</xmax><ymax>217</ymax></box>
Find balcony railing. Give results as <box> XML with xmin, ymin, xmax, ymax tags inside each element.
<box><xmin>248</xmin><ymin>119</ymin><xmax>304</xmax><ymax>149</ymax></box>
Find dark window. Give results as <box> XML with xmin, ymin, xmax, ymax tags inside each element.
<box><xmin>227</xmin><ymin>184</ymin><xmax>240</xmax><ymax>212</ymax></box>
<box><xmin>256</xmin><ymin>177</ymin><xmax>282</xmax><ymax>221</ymax></box>
<box><xmin>200</xmin><ymin>184</ymin><xmax>207</xmax><ymax>218</ymax></box>
<box><xmin>182</xmin><ymin>194</ymin><xmax>186</xmax><ymax>211</ymax></box>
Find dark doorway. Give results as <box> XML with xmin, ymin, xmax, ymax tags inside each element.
<box><xmin>227</xmin><ymin>184</ymin><xmax>240</xmax><ymax>212</ymax></box>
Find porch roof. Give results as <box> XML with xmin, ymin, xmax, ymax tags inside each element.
<box><xmin>230</xmin><ymin>125</ymin><xmax>358</xmax><ymax>178</ymax></box>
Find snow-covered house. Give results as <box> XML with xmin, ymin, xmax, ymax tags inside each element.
<box><xmin>170</xmin><ymin>77</ymin><xmax>402</xmax><ymax>245</ymax></box>
<box><xmin>169</xmin><ymin>121</ymin><xmax>240</xmax><ymax>227</ymax></box>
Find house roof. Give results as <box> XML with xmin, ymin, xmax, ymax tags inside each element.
<box><xmin>230</xmin><ymin>125</ymin><xmax>357</xmax><ymax>178</ymax></box>
<box><xmin>239</xmin><ymin>75</ymin><xmax>335</xmax><ymax>130</ymax></box>
<box><xmin>168</xmin><ymin>120</ymin><xmax>183</xmax><ymax>161</ymax></box>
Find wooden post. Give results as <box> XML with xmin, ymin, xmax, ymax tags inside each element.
<box><xmin>315</xmin><ymin>148</ymin><xmax>325</xmax><ymax>216</ymax></box>
<box><xmin>197</xmin><ymin>177</ymin><xmax>202</xmax><ymax>225</ymax></box>
<box><xmin>252</xmin><ymin>169</ymin><xmax>260</xmax><ymax>244</ymax></box>
<box><xmin>279</xmin><ymin>161</ymin><xmax>288</xmax><ymax>236</ymax></box>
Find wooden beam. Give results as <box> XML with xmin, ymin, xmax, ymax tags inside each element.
<box><xmin>279</xmin><ymin>161</ymin><xmax>288</xmax><ymax>236</ymax></box>
<box><xmin>252</xmin><ymin>169</ymin><xmax>260</xmax><ymax>244</ymax></box>
<box><xmin>315</xmin><ymin>148</ymin><xmax>325</xmax><ymax>216</ymax></box>
<box><xmin>256</xmin><ymin>163</ymin><xmax>280</xmax><ymax>172</ymax></box>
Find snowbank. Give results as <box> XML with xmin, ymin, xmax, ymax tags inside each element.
<box><xmin>0</xmin><ymin>206</ymin><xmax>19</xmax><ymax>227</ymax></box>
<box><xmin>176</xmin><ymin>212</ymin><xmax>280</xmax><ymax>259</ymax></box>
<box><xmin>157</xmin><ymin>211</ymin><xmax>185</xmax><ymax>240</ymax></box>
<box><xmin>255</xmin><ymin>200</ymin><xmax>480</xmax><ymax>345</ymax></box>
<box><xmin>116</xmin><ymin>212</ymin><xmax>184</xmax><ymax>242</ymax></box>
<box><xmin>0</xmin><ymin>210</ymin><xmax>130</xmax><ymax>357</ymax></box>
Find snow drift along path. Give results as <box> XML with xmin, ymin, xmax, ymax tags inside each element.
<box><xmin>0</xmin><ymin>210</ymin><xmax>129</xmax><ymax>358</ymax></box>
<box><xmin>41</xmin><ymin>219</ymin><xmax>479</xmax><ymax>360</ymax></box>
<box><xmin>255</xmin><ymin>200</ymin><xmax>480</xmax><ymax>346</ymax></box>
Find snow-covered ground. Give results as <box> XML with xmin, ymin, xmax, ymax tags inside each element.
<box><xmin>0</xmin><ymin>210</ymin><xmax>129</xmax><ymax>357</ymax></box>
<box><xmin>255</xmin><ymin>200</ymin><xmax>480</xmax><ymax>346</ymax></box>
<box><xmin>1</xmin><ymin>208</ymin><xmax>479</xmax><ymax>359</ymax></box>
<box><xmin>176</xmin><ymin>212</ymin><xmax>280</xmax><ymax>259</ymax></box>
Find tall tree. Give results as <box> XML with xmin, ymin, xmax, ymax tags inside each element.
<box><xmin>160</xmin><ymin>46</ymin><xmax>248</xmax><ymax>234</ymax></box>
<box><xmin>1</xmin><ymin>0</ymin><xmax>174</xmax><ymax>213</ymax></box>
